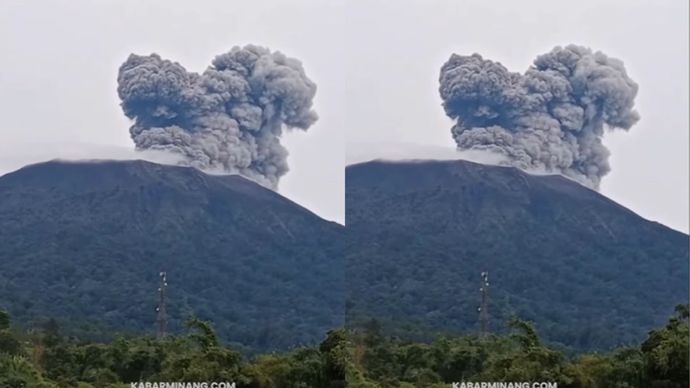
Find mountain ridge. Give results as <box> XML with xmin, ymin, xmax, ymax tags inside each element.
<box><xmin>0</xmin><ymin>159</ymin><xmax>344</xmax><ymax>351</ymax></box>
<box><xmin>347</xmin><ymin>158</ymin><xmax>673</xmax><ymax>230</ymax></box>
<box><xmin>345</xmin><ymin>158</ymin><xmax>688</xmax><ymax>351</ymax></box>
<box><xmin>2</xmin><ymin>159</ymin><xmax>335</xmax><ymax>224</ymax></box>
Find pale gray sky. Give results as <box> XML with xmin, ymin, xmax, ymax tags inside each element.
<box><xmin>343</xmin><ymin>0</ymin><xmax>688</xmax><ymax>232</ymax></box>
<box><xmin>0</xmin><ymin>0</ymin><xmax>346</xmax><ymax>222</ymax></box>
<box><xmin>0</xmin><ymin>0</ymin><xmax>687</xmax><ymax>231</ymax></box>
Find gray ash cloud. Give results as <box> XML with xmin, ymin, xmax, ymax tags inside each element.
<box><xmin>117</xmin><ymin>45</ymin><xmax>317</xmax><ymax>189</ymax></box>
<box><xmin>439</xmin><ymin>44</ymin><xmax>639</xmax><ymax>189</ymax></box>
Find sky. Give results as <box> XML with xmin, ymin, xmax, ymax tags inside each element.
<box><xmin>0</xmin><ymin>0</ymin><xmax>347</xmax><ymax>223</ymax></box>
<box><xmin>342</xmin><ymin>0</ymin><xmax>688</xmax><ymax>232</ymax></box>
<box><xmin>0</xmin><ymin>0</ymin><xmax>687</xmax><ymax>231</ymax></box>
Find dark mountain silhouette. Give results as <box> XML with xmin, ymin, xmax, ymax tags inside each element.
<box><xmin>0</xmin><ymin>159</ymin><xmax>343</xmax><ymax>351</ymax></box>
<box><xmin>345</xmin><ymin>159</ymin><xmax>688</xmax><ymax>351</ymax></box>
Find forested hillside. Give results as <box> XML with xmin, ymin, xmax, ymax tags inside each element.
<box><xmin>0</xmin><ymin>160</ymin><xmax>344</xmax><ymax>351</ymax></box>
<box><xmin>346</xmin><ymin>159</ymin><xmax>689</xmax><ymax>351</ymax></box>
<box><xmin>0</xmin><ymin>306</ymin><xmax>687</xmax><ymax>387</ymax></box>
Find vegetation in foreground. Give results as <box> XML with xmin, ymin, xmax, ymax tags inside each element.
<box><xmin>346</xmin><ymin>160</ymin><xmax>689</xmax><ymax>352</ymax></box>
<box><xmin>0</xmin><ymin>160</ymin><xmax>345</xmax><ymax>352</ymax></box>
<box><xmin>0</xmin><ymin>305</ymin><xmax>687</xmax><ymax>388</ymax></box>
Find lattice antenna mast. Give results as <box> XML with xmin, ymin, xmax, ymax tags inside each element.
<box><xmin>156</xmin><ymin>271</ymin><xmax>168</xmax><ymax>339</ymax></box>
<box><xmin>479</xmin><ymin>271</ymin><xmax>490</xmax><ymax>337</ymax></box>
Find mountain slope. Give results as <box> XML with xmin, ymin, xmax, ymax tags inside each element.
<box><xmin>0</xmin><ymin>159</ymin><xmax>343</xmax><ymax>351</ymax></box>
<box><xmin>345</xmin><ymin>159</ymin><xmax>688</xmax><ymax>351</ymax></box>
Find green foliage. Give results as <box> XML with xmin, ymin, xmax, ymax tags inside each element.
<box><xmin>0</xmin><ymin>306</ymin><xmax>686</xmax><ymax>387</ymax></box>
<box><xmin>186</xmin><ymin>318</ymin><xmax>220</xmax><ymax>350</ymax></box>
<box><xmin>0</xmin><ymin>355</ymin><xmax>58</xmax><ymax>388</ymax></box>
<box><xmin>639</xmin><ymin>304</ymin><xmax>689</xmax><ymax>387</ymax></box>
<box><xmin>0</xmin><ymin>309</ymin><xmax>22</xmax><ymax>357</ymax></box>
<box><xmin>0</xmin><ymin>309</ymin><xmax>10</xmax><ymax>330</ymax></box>
<box><xmin>346</xmin><ymin>160</ymin><xmax>689</xmax><ymax>352</ymax></box>
<box><xmin>349</xmin><ymin>306</ymin><xmax>689</xmax><ymax>388</ymax></box>
<box><xmin>0</xmin><ymin>160</ymin><xmax>345</xmax><ymax>352</ymax></box>
<box><xmin>477</xmin><ymin>319</ymin><xmax>569</xmax><ymax>383</ymax></box>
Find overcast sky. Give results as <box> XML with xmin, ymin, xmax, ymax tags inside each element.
<box><xmin>0</xmin><ymin>0</ymin><xmax>346</xmax><ymax>222</ymax></box>
<box><xmin>342</xmin><ymin>0</ymin><xmax>688</xmax><ymax>232</ymax></box>
<box><xmin>0</xmin><ymin>0</ymin><xmax>687</xmax><ymax>231</ymax></box>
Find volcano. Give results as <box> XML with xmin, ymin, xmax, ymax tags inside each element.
<box><xmin>0</xmin><ymin>159</ymin><xmax>343</xmax><ymax>351</ymax></box>
<box><xmin>345</xmin><ymin>159</ymin><xmax>688</xmax><ymax>351</ymax></box>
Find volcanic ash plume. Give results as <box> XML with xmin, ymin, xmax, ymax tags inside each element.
<box><xmin>117</xmin><ymin>45</ymin><xmax>318</xmax><ymax>189</ymax></box>
<box><xmin>439</xmin><ymin>44</ymin><xmax>639</xmax><ymax>189</ymax></box>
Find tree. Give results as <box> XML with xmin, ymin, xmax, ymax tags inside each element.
<box><xmin>640</xmin><ymin>304</ymin><xmax>689</xmax><ymax>387</ymax></box>
<box><xmin>320</xmin><ymin>329</ymin><xmax>349</xmax><ymax>387</ymax></box>
<box><xmin>0</xmin><ymin>355</ymin><xmax>57</xmax><ymax>388</ymax></box>
<box><xmin>0</xmin><ymin>309</ymin><xmax>21</xmax><ymax>356</ymax></box>
<box><xmin>0</xmin><ymin>309</ymin><xmax>10</xmax><ymax>330</ymax></box>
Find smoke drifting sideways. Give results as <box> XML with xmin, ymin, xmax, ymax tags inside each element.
<box><xmin>439</xmin><ymin>44</ymin><xmax>640</xmax><ymax>189</ymax></box>
<box><xmin>117</xmin><ymin>45</ymin><xmax>318</xmax><ymax>189</ymax></box>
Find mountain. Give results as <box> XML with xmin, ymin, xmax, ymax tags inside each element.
<box><xmin>0</xmin><ymin>159</ymin><xmax>343</xmax><ymax>351</ymax></box>
<box><xmin>345</xmin><ymin>159</ymin><xmax>689</xmax><ymax>351</ymax></box>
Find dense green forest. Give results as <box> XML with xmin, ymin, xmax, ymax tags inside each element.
<box><xmin>346</xmin><ymin>160</ymin><xmax>689</xmax><ymax>351</ymax></box>
<box><xmin>0</xmin><ymin>160</ymin><xmax>344</xmax><ymax>351</ymax></box>
<box><xmin>0</xmin><ymin>305</ymin><xmax>687</xmax><ymax>387</ymax></box>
